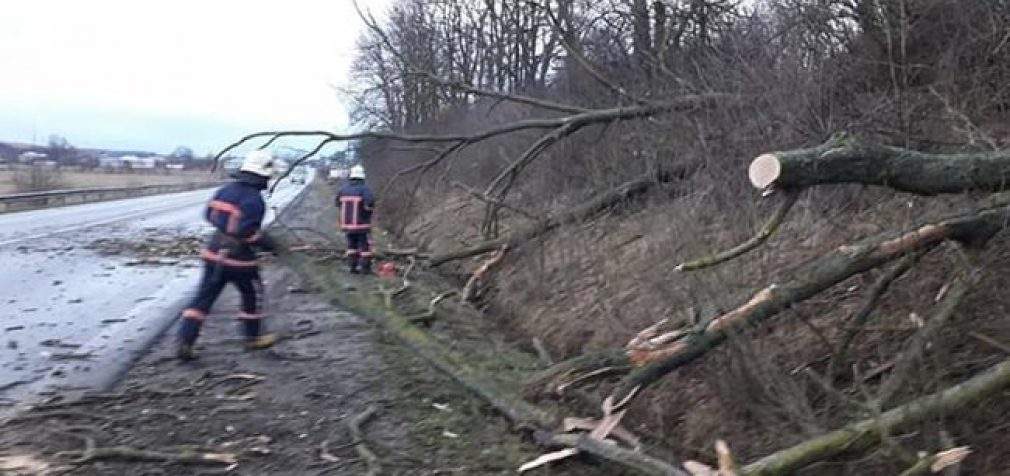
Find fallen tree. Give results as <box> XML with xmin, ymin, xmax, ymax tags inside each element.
<box><xmin>749</xmin><ymin>134</ymin><xmax>1010</xmax><ymax>194</ymax></box>
<box><xmin>528</xmin><ymin>267</ymin><xmax>989</xmax><ymax>475</ymax></box>
<box><xmin>216</xmin><ymin>92</ymin><xmax>729</xmax><ymax>196</ymax></box>
<box><xmin>611</xmin><ymin>199</ymin><xmax>1010</xmax><ymax>401</ymax></box>
<box><xmin>429</xmin><ymin>173</ymin><xmax>666</xmax><ymax>266</ymax></box>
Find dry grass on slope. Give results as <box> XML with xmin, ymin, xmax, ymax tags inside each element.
<box><xmin>397</xmin><ymin>176</ymin><xmax>1010</xmax><ymax>473</ymax></box>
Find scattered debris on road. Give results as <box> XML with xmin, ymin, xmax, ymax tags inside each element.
<box><xmin>85</xmin><ymin>235</ymin><xmax>203</xmax><ymax>260</ymax></box>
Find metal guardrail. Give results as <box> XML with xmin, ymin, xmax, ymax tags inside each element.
<box><xmin>0</xmin><ymin>181</ymin><xmax>223</xmax><ymax>214</ymax></box>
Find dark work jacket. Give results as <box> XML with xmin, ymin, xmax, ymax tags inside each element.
<box><xmin>201</xmin><ymin>172</ymin><xmax>275</xmax><ymax>269</ymax></box>
<box><xmin>336</xmin><ymin>180</ymin><xmax>375</xmax><ymax>232</ymax></box>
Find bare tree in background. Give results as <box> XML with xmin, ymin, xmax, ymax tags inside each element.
<box><xmin>46</xmin><ymin>134</ymin><xmax>76</xmax><ymax>165</ymax></box>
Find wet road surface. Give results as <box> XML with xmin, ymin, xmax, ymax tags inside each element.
<box><xmin>0</xmin><ymin>176</ymin><xmax>309</xmax><ymax>408</ymax></box>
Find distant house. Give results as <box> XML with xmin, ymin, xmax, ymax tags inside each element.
<box><xmin>18</xmin><ymin>151</ymin><xmax>48</xmax><ymax>163</ymax></box>
<box><xmin>99</xmin><ymin>155</ymin><xmax>163</xmax><ymax>169</ymax></box>
<box><xmin>99</xmin><ymin>156</ymin><xmax>123</xmax><ymax>168</ymax></box>
<box><xmin>127</xmin><ymin>155</ymin><xmax>158</xmax><ymax>169</ymax></box>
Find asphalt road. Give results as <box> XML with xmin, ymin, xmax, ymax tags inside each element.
<box><xmin>0</xmin><ymin>174</ymin><xmax>309</xmax><ymax>410</ymax></box>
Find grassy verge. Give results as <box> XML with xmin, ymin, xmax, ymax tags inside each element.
<box><xmin>0</xmin><ymin>169</ymin><xmax>214</xmax><ymax>194</ymax></box>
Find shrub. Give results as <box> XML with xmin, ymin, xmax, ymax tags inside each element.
<box><xmin>12</xmin><ymin>165</ymin><xmax>66</xmax><ymax>192</ymax></box>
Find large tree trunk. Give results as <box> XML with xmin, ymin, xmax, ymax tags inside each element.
<box><xmin>613</xmin><ymin>201</ymin><xmax>1010</xmax><ymax>400</ymax></box>
<box><xmin>430</xmin><ymin>174</ymin><xmax>666</xmax><ymax>266</ymax></box>
<box><xmin>749</xmin><ymin>134</ymin><xmax>1010</xmax><ymax>194</ymax></box>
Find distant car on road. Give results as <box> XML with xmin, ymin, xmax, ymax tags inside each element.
<box><xmin>290</xmin><ymin>168</ymin><xmax>307</xmax><ymax>184</ymax></box>
<box><xmin>328</xmin><ymin>167</ymin><xmax>348</xmax><ymax>183</ymax></box>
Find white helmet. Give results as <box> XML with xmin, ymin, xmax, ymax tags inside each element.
<box><xmin>240</xmin><ymin>149</ymin><xmax>275</xmax><ymax>177</ymax></box>
<box><xmin>349</xmin><ymin>164</ymin><xmax>366</xmax><ymax>179</ymax></box>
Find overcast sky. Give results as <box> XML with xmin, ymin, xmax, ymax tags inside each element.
<box><xmin>0</xmin><ymin>0</ymin><xmax>389</xmax><ymax>155</ymax></box>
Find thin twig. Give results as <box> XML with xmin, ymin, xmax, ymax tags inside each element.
<box><xmin>676</xmin><ymin>189</ymin><xmax>800</xmax><ymax>271</ymax></box>
<box><xmin>346</xmin><ymin>405</ymin><xmax>380</xmax><ymax>476</ymax></box>
<box><xmin>829</xmin><ymin>249</ymin><xmax>928</xmax><ymax>377</ymax></box>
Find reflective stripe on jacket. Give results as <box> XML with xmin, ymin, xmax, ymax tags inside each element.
<box><xmin>336</xmin><ymin>181</ymin><xmax>375</xmax><ymax>231</ymax></box>
<box><xmin>202</xmin><ymin>173</ymin><xmax>269</xmax><ymax>268</ymax></box>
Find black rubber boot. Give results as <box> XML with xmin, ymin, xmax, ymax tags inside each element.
<box><xmin>176</xmin><ymin>343</ymin><xmax>197</xmax><ymax>360</ymax></box>
<box><xmin>177</xmin><ymin>319</ymin><xmax>201</xmax><ymax>360</ymax></box>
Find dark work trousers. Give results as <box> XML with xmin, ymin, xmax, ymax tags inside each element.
<box><xmin>345</xmin><ymin>231</ymin><xmax>373</xmax><ymax>271</ymax></box>
<box><xmin>178</xmin><ymin>261</ymin><xmax>264</xmax><ymax>345</ymax></box>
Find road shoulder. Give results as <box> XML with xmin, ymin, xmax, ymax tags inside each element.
<box><xmin>0</xmin><ymin>262</ymin><xmax>544</xmax><ymax>475</ymax></box>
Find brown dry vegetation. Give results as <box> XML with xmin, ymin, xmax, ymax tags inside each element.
<box><xmin>0</xmin><ymin>167</ymin><xmax>212</xmax><ymax>194</ymax></box>
<box><xmin>226</xmin><ymin>0</ymin><xmax>1010</xmax><ymax>473</ymax></box>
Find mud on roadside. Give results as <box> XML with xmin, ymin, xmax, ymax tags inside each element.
<box><xmin>0</xmin><ymin>182</ymin><xmax>598</xmax><ymax>475</ymax></box>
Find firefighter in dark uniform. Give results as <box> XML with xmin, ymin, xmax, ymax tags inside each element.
<box><xmin>177</xmin><ymin>150</ymin><xmax>278</xmax><ymax>360</ymax></box>
<box><xmin>336</xmin><ymin>164</ymin><xmax>375</xmax><ymax>274</ymax></box>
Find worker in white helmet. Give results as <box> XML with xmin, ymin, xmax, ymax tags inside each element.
<box><xmin>336</xmin><ymin>164</ymin><xmax>375</xmax><ymax>273</ymax></box>
<box><xmin>176</xmin><ymin>149</ymin><xmax>278</xmax><ymax>360</ymax></box>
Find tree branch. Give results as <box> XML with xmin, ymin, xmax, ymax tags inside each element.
<box><xmin>615</xmin><ymin>199</ymin><xmax>1010</xmax><ymax>402</ymax></box>
<box><xmin>540</xmin><ymin>0</ymin><xmax>648</xmax><ymax>105</ymax></box>
<box><xmin>676</xmin><ymin>189</ymin><xmax>800</xmax><ymax>271</ymax></box>
<box><xmin>212</xmin><ymin>94</ymin><xmax>733</xmax><ymax>170</ymax></box>
<box><xmin>877</xmin><ymin>262</ymin><xmax>979</xmax><ymax>407</ymax></box>
<box><xmin>357</xmin><ymin>0</ymin><xmax>588</xmax><ymax>115</ymax></box>
<box><xmin>408</xmin><ymin>70</ymin><xmax>591</xmax><ymax>114</ymax></box>
<box><xmin>829</xmin><ymin>249</ymin><xmax>927</xmax><ymax>377</ymax></box>
<box><xmin>430</xmin><ymin>173</ymin><xmax>664</xmax><ymax>266</ymax></box>
<box><xmin>741</xmin><ymin>356</ymin><xmax>1009</xmax><ymax>475</ymax></box>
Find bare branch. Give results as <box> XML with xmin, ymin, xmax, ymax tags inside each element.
<box><xmin>452</xmin><ymin>181</ymin><xmax>540</xmax><ymax>220</ymax></box>
<box><xmin>743</xmin><ymin>356</ymin><xmax>1009</xmax><ymax>475</ymax></box>
<box><xmin>540</xmin><ymin>0</ymin><xmax>648</xmax><ymax>105</ymax></box>
<box><xmin>615</xmin><ymin>199</ymin><xmax>1010</xmax><ymax>402</ymax></box>
<box><xmin>379</xmin><ymin>141</ymin><xmax>468</xmax><ymax>199</ymax></box>
<box><xmin>877</xmin><ymin>260</ymin><xmax>980</xmax><ymax>407</ymax></box>
<box><xmin>430</xmin><ymin>173</ymin><xmax>664</xmax><ymax>266</ymax></box>
<box><xmin>829</xmin><ymin>249</ymin><xmax>928</xmax><ymax>377</ymax></box>
<box><xmin>214</xmin><ymin>94</ymin><xmax>733</xmax><ymax>178</ymax></box>
<box><xmin>676</xmin><ymin>190</ymin><xmax>801</xmax><ymax>271</ymax></box>
<box><xmin>408</xmin><ymin>70</ymin><xmax>591</xmax><ymax>114</ymax></box>
<box><xmin>356</xmin><ymin>0</ymin><xmax>587</xmax><ymax>115</ymax></box>
<box><xmin>269</xmin><ymin>138</ymin><xmax>337</xmax><ymax>193</ymax></box>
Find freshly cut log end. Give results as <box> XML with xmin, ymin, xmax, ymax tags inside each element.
<box><xmin>749</xmin><ymin>153</ymin><xmax>782</xmax><ymax>190</ymax></box>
